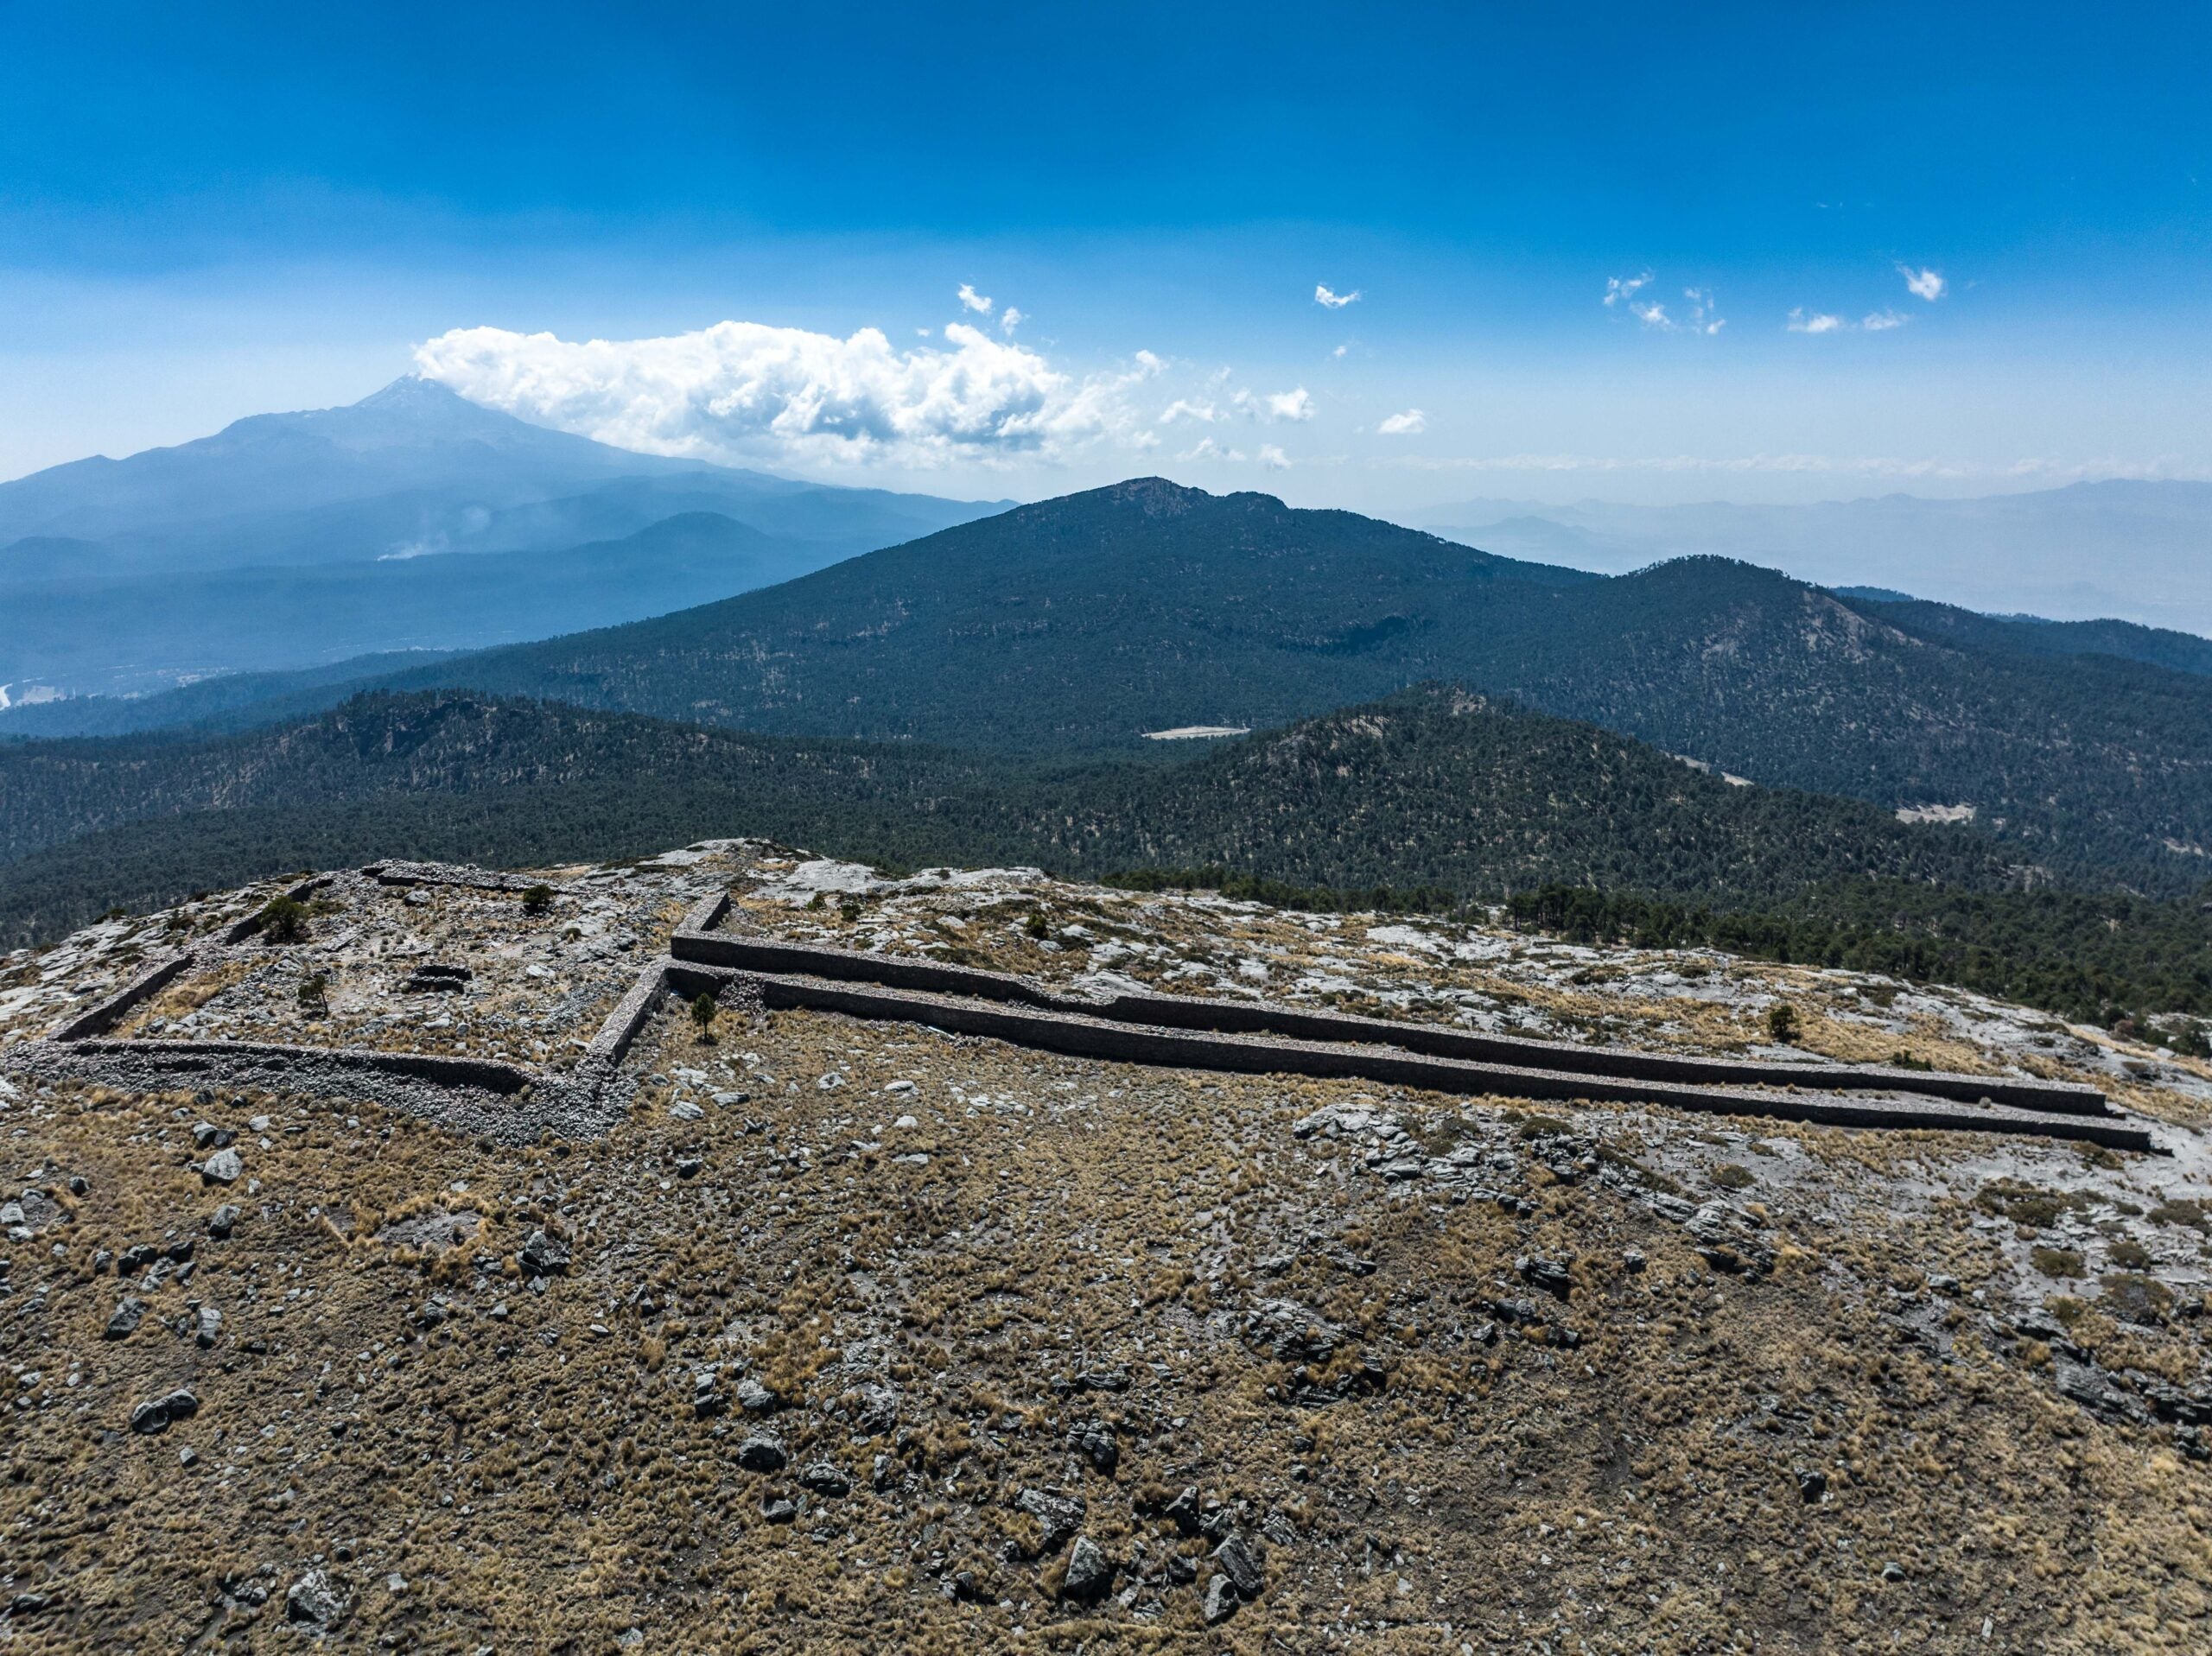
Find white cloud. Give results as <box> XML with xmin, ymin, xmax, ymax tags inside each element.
<box><xmin>956</xmin><ymin>283</ymin><xmax>994</xmax><ymax>314</ymax></box>
<box><xmin>1606</xmin><ymin>274</ymin><xmax>1720</xmax><ymax>335</ymax></box>
<box><xmin>1257</xmin><ymin>443</ymin><xmax>1291</xmax><ymax>470</ymax></box>
<box><xmin>1603</xmin><ymin>271</ymin><xmax>1652</xmax><ymax>308</ymax></box>
<box><xmin>1177</xmin><ymin>436</ymin><xmax>1247</xmax><ymax>462</ymax></box>
<box><xmin>413</xmin><ymin>320</ymin><xmax>1161</xmax><ymax>469</ymax></box>
<box><xmin>999</xmin><ymin>306</ymin><xmax>1025</xmax><ymax>335</ymax></box>
<box><xmin>1231</xmin><ymin>385</ymin><xmax>1314</xmax><ymax>422</ymax></box>
<box><xmin>1332</xmin><ymin>344</ymin><xmax>1347</xmax><ymax>358</ymax></box>
<box><xmin>1862</xmin><ymin>308</ymin><xmax>1909</xmax><ymax>331</ymax></box>
<box><xmin>1787</xmin><ymin>308</ymin><xmax>1847</xmax><ymax>333</ymax></box>
<box><xmin>1898</xmin><ymin>264</ymin><xmax>1947</xmax><ymax>301</ymax></box>
<box><xmin>1315</xmin><ymin>283</ymin><xmax>1361</xmax><ymax>308</ymax></box>
<box><xmin>1376</xmin><ymin>409</ymin><xmax>1427</xmax><ymax>435</ymax></box>
<box><xmin>1160</xmin><ymin>398</ymin><xmax>1217</xmax><ymax>424</ymax></box>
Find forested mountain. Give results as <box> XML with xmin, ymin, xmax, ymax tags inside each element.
<box><xmin>1423</xmin><ymin>479</ymin><xmax>2212</xmax><ymax>635</ymax></box>
<box><xmin>0</xmin><ymin>377</ymin><xmax>1001</xmax><ymax>574</ymax></box>
<box><xmin>167</xmin><ymin>477</ymin><xmax>2209</xmax><ymax>886</ymax></box>
<box><xmin>0</xmin><ymin>377</ymin><xmax>1007</xmax><ymax>695</ymax></box>
<box><xmin>1846</xmin><ymin>592</ymin><xmax>2212</xmax><ymax>677</ymax></box>
<box><xmin>985</xmin><ymin>685</ymin><xmax>2015</xmax><ymax>898</ymax></box>
<box><xmin>0</xmin><ymin>686</ymin><xmax>2013</xmax><ymax>945</ymax></box>
<box><xmin>0</xmin><ymin>512</ymin><xmax>835</xmax><ymax>693</ymax></box>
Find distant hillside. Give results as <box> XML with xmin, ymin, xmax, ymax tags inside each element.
<box><xmin>987</xmin><ymin>685</ymin><xmax>2014</xmax><ymax>898</ymax></box>
<box><xmin>0</xmin><ymin>377</ymin><xmax>1006</xmax><ymax>695</ymax></box>
<box><xmin>0</xmin><ymin>377</ymin><xmax>1002</xmax><ymax>574</ymax></box>
<box><xmin>1423</xmin><ymin>479</ymin><xmax>2212</xmax><ymax>634</ymax></box>
<box><xmin>0</xmin><ymin>686</ymin><xmax>2019</xmax><ymax>946</ymax></box>
<box><xmin>15</xmin><ymin>477</ymin><xmax>2212</xmax><ymax>885</ymax></box>
<box><xmin>241</xmin><ymin>479</ymin><xmax>2212</xmax><ymax>886</ymax></box>
<box><xmin>1847</xmin><ymin>593</ymin><xmax>2212</xmax><ymax>678</ymax></box>
<box><xmin>0</xmin><ymin>512</ymin><xmax>838</xmax><ymax>694</ymax></box>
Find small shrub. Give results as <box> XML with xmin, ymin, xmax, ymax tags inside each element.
<box><xmin>521</xmin><ymin>884</ymin><xmax>554</xmax><ymax>916</ymax></box>
<box><xmin>296</xmin><ymin>973</ymin><xmax>330</xmax><ymax>1018</ymax></box>
<box><xmin>2107</xmin><ymin>1239</ymin><xmax>2152</xmax><ymax>1271</ymax></box>
<box><xmin>690</xmin><ymin>993</ymin><xmax>718</xmax><ymax>1044</ymax></box>
<box><xmin>2031</xmin><ymin>1247</ymin><xmax>2085</xmax><ymax>1279</ymax></box>
<box><xmin>1975</xmin><ymin>1178</ymin><xmax>2086</xmax><ymax>1229</ymax></box>
<box><xmin>2150</xmin><ymin>1199</ymin><xmax>2210</xmax><ymax>1234</ymax></box>
<box><xmin>1713</xmin><ymin>1164</ymin><xmax>1755</xmax><ymax>1190</ymax></box>
<box><xmin>1515</xmin><ymin>1114</ymin><xmax>1573</xmax><ymax>1140</ymax></box>
<box><xmin>258</xmin><ymin>896</ymin><xmax>308</xmax><ymax>944</ymax></box>
<box><xmin>1024</xmin><ymin>910</ymin><xmax>1051</xmax><ymax>940</ymax></box>
<box><xmin>1764</xmin><ymin>1002</ymin><xmax>1800</xmax><ymax>1043</ymax></box>
<box><xmin>2101</xmin><ymin>1272</ymin><xmax>2174</xmax><ymax>1326</ymax></box>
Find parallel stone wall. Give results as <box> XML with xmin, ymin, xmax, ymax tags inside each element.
<box><xmin>14</xmin><ymin>860</ymin><xmax>2155</xmax><ymax>1152</ymax></box>
<box><xmin>661</xmin><ymin>959</ymin><xmax>2155</xmax><ymax>1153</ymax></box>
<box><xmin>669</xmin><ymin>925</ymin><xmax>2108</xmax><ymax>1116</ymax></box>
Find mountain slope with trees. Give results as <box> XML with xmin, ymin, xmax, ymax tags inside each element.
<box><xmin>289</xmin><ymin>479</ymin><xmax>2212</xmax><ymax>886</ymax></box>
<box><xmin>1</xmin><ymin>686</ymin><xmax>2012</xmax><ymax>945</ymax></box>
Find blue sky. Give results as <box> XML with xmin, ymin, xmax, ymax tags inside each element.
<box><xmin>2</xmin><ymin>0</ymin><xmax>2206</xmax><ymax>510</ymax></box>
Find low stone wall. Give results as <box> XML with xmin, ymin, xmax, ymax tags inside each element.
<box><xmin>583</xmin><ymin>960</ymin><xmax>673</xmax><ymax>1070</ymax></box>
<box><xmin>22</xmin><ymin>878</ymin><xmax>2147</xmax><ymax>1152</ymax></box>
<box><xmin>690</xmin><ymin>964</ymin><xmax>2155</xmax><ymax>1152</ymax></box>
<box><xmin>359</xmin><ymin>860</ymin><xmax>545</xmax><ymax>893</ymax></box>
<box><xmin>60</xmin><ymin>1037</ymin><xmax>539</xmax><ymax>1094</ymax></box>
<box><xmin>669</xmin><ymin>928</ymin><xmax>2109</xmax><ymax>1117</ymax></box>
<box><xmin>46</xmin><ymin>949</ymin><xmax>201</xmax><ymax>1043</ymax></box>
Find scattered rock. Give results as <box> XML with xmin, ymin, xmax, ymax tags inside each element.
<box><xmin>1202</xmin><ymin>1573</ymin><xmax>1240</xmax><ymax>1624</ymax></box>
<box><xmin>1163</xmin><ymin>1486</ymin><xmax>1203</xmax><ymax>1536</ymax></box>
<box><xmin>691</xmin><ymin>1368</ymin><xmax>727</xmax><ymax>1418</ymax></box>
<box><xmin>1067</xmin><ymin>1419</ymin><xmax>1119</xmax><ymax>1473</ymax></box>
<box><xmin>194</xmin><ymin>1305</ymin><xmax>223</xmax><ymax>1348</ymax></box>
<box><xmin>1062</xmin><ymin>1536</ymin><xmax>1115</xmax><ymax>1603</ymax></box>
<box><xmin>1015</xmin><ymin>1488</ymin><xmax>1086</xmax><ymax>1551</ymax></box>
<box><xmin>103</xmin><ymin>1297</ymin><xmax>144</xmax><ymax>1341</ymax></box>
<box><xmin>737</xmin><ymin>1434</ymin><xmax>787</xmax><ymax>1472</ymax></box>
<box><xmin>1519</xmin><ymin>1254</ymin><xmax>1575</xmax><ymax>1299</ymax></box>
<box><xmin>128</xmin><ymin>1387</ymin><xmax>199</xmax><ymax>1435</ymax></box>
<box><xmin>207</xmin><ymin>1204</ymin><xmax>240</xmax><ymax>1239</ymax></box>
<box><xmin>285</xmin><ymin>1567</ymin><xmax>350</xmax><ymax>1628</ymax></box>
<box><xmin>1212</xmin><ymin>1532</ymin><xmax>1266</xmax><ymax>1599</ymax></box>
<box><xmin>200</xmin><ymin>1147</ymin><xmax>243</xmax><ymax>1185</ymax></box>
<box><xmin>517</xmin><ymin>1229</ymin><xmax>570</xmax><ymax>1277</ymax></box>
<box><xmin>797</xmin><ymin>1462</ymin><xmax>851</xmax><ymax>1498</ymax></box>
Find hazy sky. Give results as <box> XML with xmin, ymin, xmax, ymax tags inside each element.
<box><xmin>3</xmin><ymin>1</ymin><xmax>2207</xmax><ymax>512</ymax></box>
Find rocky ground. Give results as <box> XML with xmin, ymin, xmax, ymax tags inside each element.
<box><xmin>3</xmin><ymin>841</ymin><xmax>2212</xmax><ymax>1652</ymax></box>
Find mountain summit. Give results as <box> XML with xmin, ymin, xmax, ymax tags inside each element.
<box><xmin>0</xmin><ymin>380</ymin><xmax>1009</xmax><ymax>695</ymax></box>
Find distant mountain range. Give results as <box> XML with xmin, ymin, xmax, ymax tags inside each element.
<box><xmin>10</xmin><ymin>474</ymin><xmax>2212</xmax><ymax>900</ymax></box>
<box><xmin>1421</xmin><ymin>479</ymin><xmax>2212</xmax><ymax>633</ymax></box>
<box><xmin>0</xmin><ymin>377</ymin><xmax>1007</xmax><ymax>695</ymax></box>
